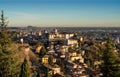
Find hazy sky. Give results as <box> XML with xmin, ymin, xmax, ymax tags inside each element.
<box><xmin>0</xmin><ymin>0</ymin><xmax>120</xmax><ymax>27</ymax></box>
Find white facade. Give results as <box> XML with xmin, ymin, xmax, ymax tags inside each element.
<box><xmin>67</xmin><ymin>39</ymin><xmax>78</xmax><ymax>45</ymax></box>
<box><xmin>49</xmin><ymin>34</ymin><xmax>55</xmax><ymax>40</ymax></box>
<box><xmin>64</xmin><ymin>33</ymin><xmax>74</xmax><ymax>39</ymax></box>
<box><xmin>52</xmin><ymin>65</ymin><xmax>61</xmax><ymax>74</ymax></box>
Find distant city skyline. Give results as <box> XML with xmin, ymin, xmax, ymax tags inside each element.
<box><xmin>0</xmin><ymin>0</ymin><xmax>120</xmax><ymax>27</ymax></box>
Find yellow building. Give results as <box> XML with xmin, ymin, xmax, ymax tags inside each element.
<box><xmin>42</xmin><ymin>55</ymin><xmax>49</xmax><ymax>64</ymax></box>
<box><xmin>69</xmin><ymin>52</ymin><xmax>77</xmax><ymax>57</ymax></box>
<box><xmin>35</xmin><ymin>45</ymin><xmax>42</xmax><ymax>53</ymax></box>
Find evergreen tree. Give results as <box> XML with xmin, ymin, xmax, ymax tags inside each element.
<box><xmin>48</xmin><ymin>56</ymin><xmax>54</xmax><ymax>65</ymax></box>
<box><xmin>20</xmin><ymin>58</ymin><xmax>30</xmax><ymax>77</ymax></box>
<box><xmin>46</xmin><ymin>69</ymin><xmax>51</xmax><ymax>77</ymax></box>
<box><xmin>39</xmin><ymin>46</ymin><xmax>47</xmax><ymax>57</ymax></box>
<box><xmin>36</xmin><ymin>72</ymin><xmax>40</xmax><ymax>77</ymax></box>
<box><xmin>101</xmin><ymin>37</ymin><xmax>120</xmax><ymax>77</ymax></box>
<box><xmin>0</xmin><ymin>10</ymin><xmax>12</xmax><ymax>53</ymax></box>
<box><xmin>77</xmin><ymin>37</ymin><xmax>81</xmax><ymax>49</ymax></box>
<box><xmin>0</xmin><ymin>11</ymin><xmax>20</xmax><ymax>77</ymax></box>
<box><xmin>57</xmin><ymin>60</ymin><xmax>65</xmax><ymax>73</ymax></box>
<box><xmin>84</xmin><ymin>51</ymin><xmax>94</xmax><ymax>68</ymax></box>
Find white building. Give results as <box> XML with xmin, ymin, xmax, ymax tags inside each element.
<box><xmin>52</xmin><ymin>64</ymin><xmax>61</xmax><ymax>74</ymax></box>
<box><xmin>66</xmin><ymin>39</ymin><xmax>78</xmax><ymax>45</ymax></box>
<box><xmin>63</xmin><ymin>33</ymin><xmax>74</xmax><ymax>39</ymax></box>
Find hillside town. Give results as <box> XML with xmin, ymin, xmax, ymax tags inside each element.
<box><xmin>13</xmin><ymin>27</ymin><xmax>120</xmax><ymax>77</ymax></box>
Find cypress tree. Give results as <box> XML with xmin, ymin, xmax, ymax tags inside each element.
<box><xmin>48</xmin><ymin>56</ymin><xmax>54</xmax><ymax>65</ymax></box>
<box><xmin>101</xmin><ymin>37</ymin><xmax>120</xmax><ymax>77</ymax></box>
<box><xmin>46</xmin><ymin>69</ymin><xmax>51</xmax><ymax>77</ymax></box>
<box><xmin>39</xmin><ymin>46</ymin><xmax>47</xmax><ymax>57</ymax></box>
<box><xmin>20</xmin><ymin>58</ymin><xmax>30</xmax><ymax>77</ymax></box>
<box><xmin>36</xmin><ymin>72</ymin><xmax>40</xmax><ymax>77</ymax></box>
<box><xmin>0</xmin><ymin>11</ymin><xmax>20</xmax><ymax>77</ymax></box>
<box><xmin>0</xmin><ymin>10</ymin><xmax>12</xmax><ymax>53</ymax></box>
<box><xmin>57</xmin><ymin>60</ymin><xmax>65</xmax><ymax>73</ymax></box>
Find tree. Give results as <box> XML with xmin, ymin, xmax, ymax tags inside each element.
<box><xmin>20</xmin><ymin>58</ymin><xmax>30</xmax><ymax>77</ymax></box>
<box><xmin>46</xmin><ymin>69</ymin><xmax>51</xmax><ymax>77</ymax></box>
<box><xmin>77</xmin><ymin>37</ymin><xmax>81</xmax><ymax>49</ymax></box>
<box><xmin>36</xmin><ymin>73</ymin><xmax>40</xmax><ymax>77</ymax></box>
<box><xmin>57</xmin><ymin>60</ymin><xmax>65</xmax><ymax>73</ymax></box>
<box><xmin>84</xmin><ymin>50</ymin><xmax>94</xmax><ymax>68</ymax></box>
<box><xmin>39</xmin><ymin>46</ymin><xmax>47</xmax><ymax>57</ymax></box>
<box><xmin>48</xmin><ymin>56</ymin><xmax>54</xmax><ymax>65</ymax></box>
<box><xmin>0</xmin><ymin>11</ymin><xmax>21</xmax><ymax>77</ymax></box>
<box><xmin>44</xmin><ymin>69</ymin><xmax>51</xmax><ymax>77</ymax></box>
<box><xmin>0</xmin><ymin>10</ymin><xmax>12</xmax><ymax>53</ymax></box>
<box><xmin>101</xmin><ymin>37</ymin><xmax>120</xmax><ymax>77</ymax></box>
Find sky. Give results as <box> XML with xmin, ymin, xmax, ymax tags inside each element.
<box><xmin>0</xmin><ymin>0</ymin><xmax>120</xmax><ymax>27</ymax></box>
